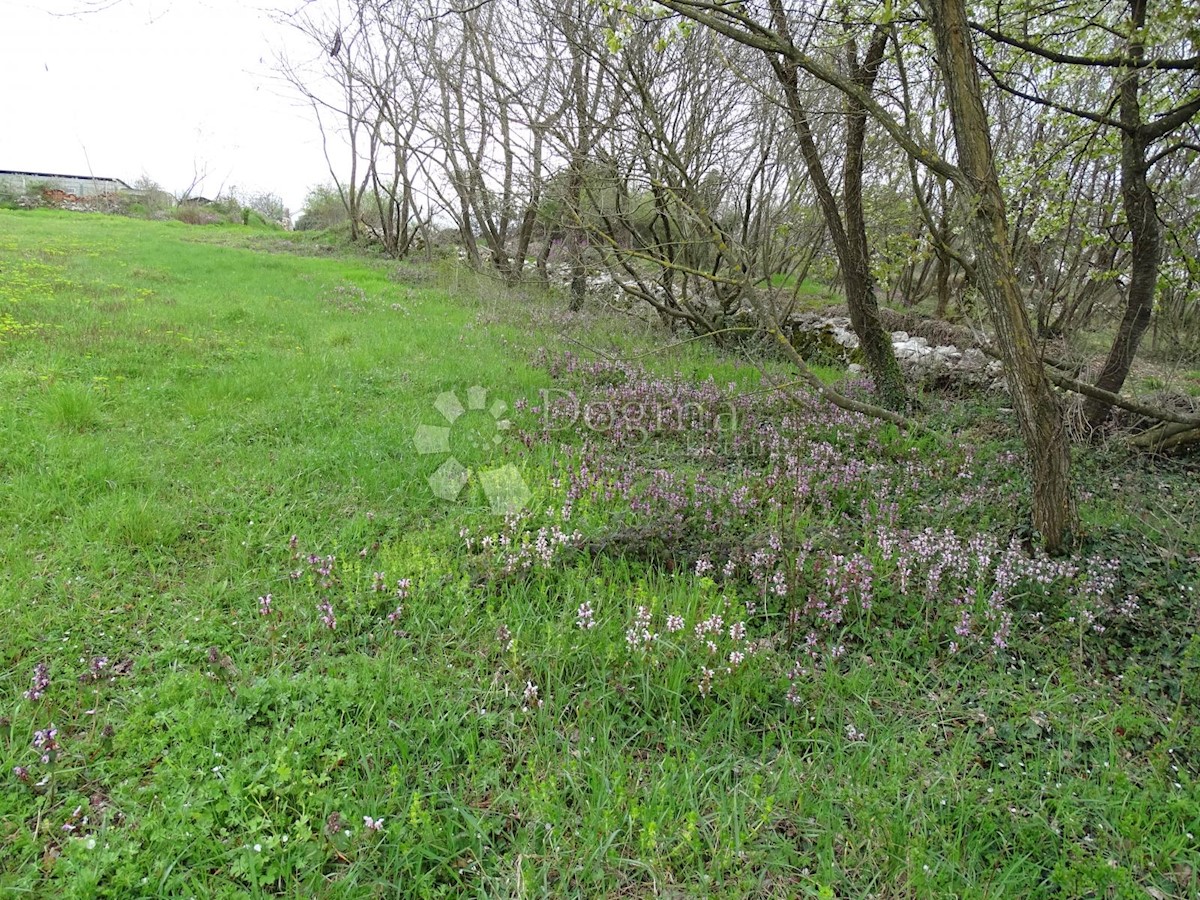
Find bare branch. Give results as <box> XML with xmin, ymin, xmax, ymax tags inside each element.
<box><xmin>1147</xmin><ymin>141</ymin><xmax>1200</xmax><ymax>168</ymax></box>
<box><xmin>970</xmin><ymin>22</ymin><xmax>1200</xmax><ymax>72</ymax></box>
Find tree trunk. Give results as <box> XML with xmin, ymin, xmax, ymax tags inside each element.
<box><xmin>843</xmin><ymin>27</ymin><xmax>908</xmax><ymax>410</ymax></box>
<box><xmin>933</xmin><ymin>248</ymin><xmax>952</xmax><ymax>319</ymax></box>
<box><xmin>536</xmin><ymin>233</ymin><xmax>553</xmax><ymax>285</ymax></box>
<box><xmin>923</xmin><ymin>0</ymin><xmax>1077</xmax><ymax>552</ymax></box>
<box><xmin>567</xmin><ymin>169</ymin><xmax>587</xmax><ymax>311</ymax></box>
<box><xmin>569</xmin><ymin>257</ymin><xmax>587</xmax><ymax>311</ymax></box>
<box><xmin>768</xmin><ymin>10</ymin><xmax>909</xmax><ymax>410</ymax></box>
<box><xmin>1084</xmin><ymin>0</ymin><xmax>1160</xmax><ymax>430</ymax></box>
<box><xmin>566</xmin><ymin>43</ymin><xmax>593</xmax><ymax>313</ymax></box>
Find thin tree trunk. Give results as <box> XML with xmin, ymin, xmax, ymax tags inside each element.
<box><xmin>536</xmin><ymin>233</ymin><xmax>553</xmax><ymax>285</ymax></box>
<box><xmin>768</xmin><ymin>8</ymin><xmax>908</xmax><ymax>410</ymax></box>
<box><xmin>567</xmin><ymin>169</ymin><xmax>587</xmax><ymax>311</ymax></box>
<box><xmin>1084</xmin><ymin>0</ymin><xmax>1160</xmax><ymax>430</ymax></box>
<box><xmin>842</xmin><ymin>26</ymin><xmax>908</xmax><ymax>410</ymax></box>
<box><xmin>933</xmin><ymin>248</ymin><xmax>952</xmax><ymax>319</ymax></box>
<box><xmin>923</xmin><ymin>0</ymin><xmax>1077</xmax><ymax>552</ymax></box>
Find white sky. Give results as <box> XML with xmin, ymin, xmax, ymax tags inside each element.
<box><xmin>1</xmin><ymin>0</ymin><xmax>336</xmax><ymax>217</ymax></box>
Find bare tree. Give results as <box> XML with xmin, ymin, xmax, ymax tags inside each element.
<box><xmin>571</xmin><ymin>20</ymin><xmax>821</xmax><ymax>341</ymax></box>
<box><xmin>410</xmin><ymin>0</ymin><xmax>562</xmax><ymax>280</ymax></box>
<box><xmin>756</xmin><ymin>2</ymin><xmax>908</xmax><ymax>409</ymax></box>
<box><xmin>353</xmin><ymin>1</ymin><xmax>434</xmax><ymax>257</ymax></box>
<box><xmin>534</xmin><ymin>0</ymin><xmax>622</xmax><ymax>309</ymax></box>
<box><xmin>919</xmin><ymin>0</ymin><xmax>1077</xmax><ymax>549</ymax></box>
<box><xmin>275</xmin><ymin>1</ymin><xmax>375</xmax><ymax>242</ymax></box>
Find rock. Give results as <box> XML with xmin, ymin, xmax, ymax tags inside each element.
<box><xmin>961</xmin><ymin>348</ymin><xmax>988</xmax><ymax>371</ymax></box>
<box><xmin>775</xmin><ymin>314</ymin><xmax>1012</xmax><ymax>391</ymax></box>
<box><xmin>893</xmin><ymin>337</ymin><xmax>931</xmax><ymax>360</ymax></box>
<box><xmin>933</xmin><ymin>347</ymin><xmax>962</xmax><ymax>365</ymax></box>
<box><xmin>784</xmin><ymin>314</ymin><xmax>864</xmax><ymax>366</ymax></box>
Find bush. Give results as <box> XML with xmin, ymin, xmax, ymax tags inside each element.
<box><xmin>243</xmin><ymin>191</ymin><xmax>289</xmax><ymax>226</ymax></box>
<box><xmin>173</xmin><ymin>204</ymin><xmax>221</xmax><ymax>225</ymax></box>
<box><xmin>0</xmin><ymin>184</ymin><xmax>20</xmax><ymax>210</ymax></box>
<box><xmin>208</xmin><ymin>195</ymin><xmax>244</xmax><ymax>220</ymax></box>
<box><xmin>128</xmin><ymin>176</ymin><xmax>175</xmax><ymax>218</ymax></box>
<box><xmin>296</xmin><ymin>184</ymin><xmax>349</xmax><ymax>231</ymax></box>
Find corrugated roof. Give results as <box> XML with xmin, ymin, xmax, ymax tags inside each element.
<box><xmin>0</xmin><ymin>170</ymin><xmax>132</xmax><ymax>189</ymax></box>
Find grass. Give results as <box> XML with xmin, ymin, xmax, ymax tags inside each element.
<box><xmin>1</xmin><ymin>209</ymin><xmax>1198</xmax><ymax>898</ymax></box>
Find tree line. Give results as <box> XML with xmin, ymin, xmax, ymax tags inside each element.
<box><xmin>277</xmin><ymin>0</ymin><xmax>1200</xmax><ymax>552</ymax></box>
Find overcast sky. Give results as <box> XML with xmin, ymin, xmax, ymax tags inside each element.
<box><xmin>2</xmin><ymin>0</ymin><xmax>335</xmax><ymax>217</ymax></box>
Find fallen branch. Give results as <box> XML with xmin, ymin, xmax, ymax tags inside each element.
<box><xmin>1043</xmin><ymin>368</ymin><xmax>1200</xmax><ymax>427</ymax></box>
<box><xmin>1129</xmin><ymin>422</ymin><xmax>1200</xmax><ymax>452</ymax></box>
<box><xmin>979</xmin><ymin>341</ymin><xmax>1200</xmax><ymax>428</ymax></box>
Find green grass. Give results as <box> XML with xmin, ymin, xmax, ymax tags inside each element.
<box><xmin>1</xmin><ymin>210</ymin><xmax>1198</xmax><ymax>898</ymax></box>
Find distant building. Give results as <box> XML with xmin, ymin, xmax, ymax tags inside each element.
<box><xmin>0</xmin><ymin>169</ymin><xmax>132</xmax><ymax>197</ymax></box>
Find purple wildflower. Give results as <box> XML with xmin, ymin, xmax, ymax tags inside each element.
<box><xmin>24</xmin><ymin>662</ymin><xmax>49</xmax><ymax>701</ymax></box>
<box><xmin>522</xmin><ymin>681</ymin><xmax>543</xmax><ymax>711</ymax></box>
<box><xmin>625</xmin><ymin>605</ymin><xmax>657</xmax><ymax>649</ymax></box>
<box><xmin>33</xmin><ymin>725</ymin><xmax>60</xmax><ymax>764</ymax></box>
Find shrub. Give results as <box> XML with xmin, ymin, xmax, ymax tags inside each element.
<box><xmin>173</xmin><ymin>203</ymin><xmax>220</xmax><ymax>225</ymax></box>
<box><xmin>128</xmin><ymin>176</ymin><xmax>175</xmax><ymax>218</ymax></box>
<box><xmin>243</xmin><ymin>191</ymin><xmax>289</xmax><ymax>226</ymax></box>
<box><xmin>296</xmin><ymin>183</ymin><xmax>349</xmax><ymax>231</ymax></box>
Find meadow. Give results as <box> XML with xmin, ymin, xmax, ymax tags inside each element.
<box><xmin>1</xmin><ymin>210</ymin><xmax>1197</xmax><ymax>898</ymax></box>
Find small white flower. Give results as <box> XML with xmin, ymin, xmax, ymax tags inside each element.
<box><xmin>253</xmin><ymin>843</ymin><xmax>262</xmax><ymax>852</ymax></box>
